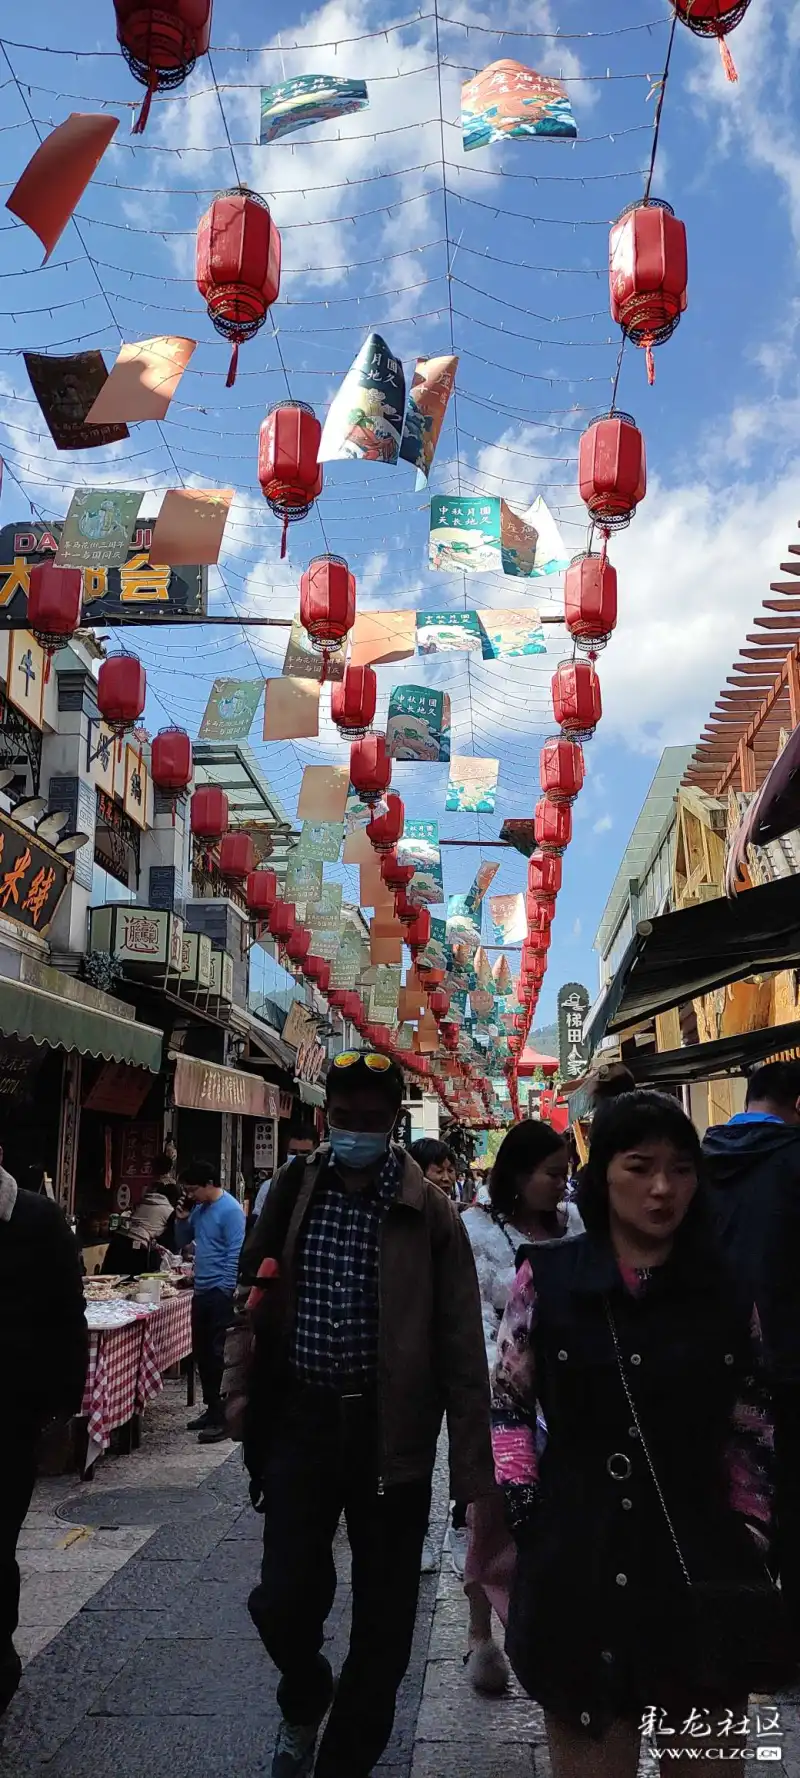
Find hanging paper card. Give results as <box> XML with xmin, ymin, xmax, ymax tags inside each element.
<box><xmin>449</xmin><ymin>988</ymin><xmax>469</xmax><ymax>1024</ymax></box>
<box><xmin>471</xmin><ymin>988</ymin><xmax>494</xmax><ymax>1018</ymax></box>
<box><xmin>493</xmin><ymin>954</ymin><xmax>513</xmax><ymax>996</ymax></box>
<box><xmin>416</xmin><ymin>611</ymin><xmax>483</xmax><ymax>656</ymax></box>
<box><xmin>370</xmin><ymin>928</ymin><xmax>403</xmax><ymax>966</ymax></box>
<box><xmin>345</xmin><ymin>784</ymin><xmax>373</xmax><ymax>825</ymax></box>
<box><xmin>85</xmin><ymin>337</ymin><xmax>196</xmax><ymax>426</ymax></box>
<box><xmin>349</xmin><ymin>610</ymin><xmax>416</xmax><ymax>668</ymax></box>
<box><xmin>330</xmin><ymin>925</ymin><xmax>367</xmax><ymax>988</ymax></box>
<box><xmin>397</xmin><ymin>820</ymin><xmax>444</xmax><ymax>906</ymax></box>
<box><xmin>478</xmin><ymin>609</ymin><xmax>546</xmax><ymax>658</ymax></box>
<box><xmin>500</xmin><ymin>501</ymin><xmax>540</xmax><ymax>578</ymax></box>
<box><xmin>24</xmin><ymin>351</ymin><xmax>129</xmax><ymax>451</ymax></box>
<box><xmin>313</xmin><ymin>925</ymin><xmax>343</xmax><ymax>961</ymax></box>
<box><xmin>394</xmin><ymin>1022</ymin><xmax>414</xmax><ymax>1052</ymax></box>
<box><xmin>446</xmin><ymin>894</ymin><xmax>481</xmax><ymax>956</ymax></box>
<box><xmin>285</xmin><ymin>856</ymin><xmax>324</xmax><ymax>906</ymax></box>
<box><xmin>386</xmin><ymin>684</ymin><xmax>451</xmax><ymax>763</ymax></box>
<box><xmin>297</xmin><ymin>822</ymin><xmax>344</xmax><ymax>863</ymax></box>
<box><xmin>199</xmin><ymin>678</ymin><xmax>263</xmax><ymax>742</ymax></box>
<box><xmin>342</xmin><ymin>824</ymin><xmax>374</xmax><ymax>864</ymax></box>
<box><xmin>7</xmin><ymin>112</ymin><xmax>119</xmax><ymax>260</ymax></box>
<box><xmin>361</xmin><ymin>859</ymin><xmax>393</xmax><ymax>908</ymax></box>
<box><xmin>298</xmin><ymin>765</ymin><xmax>349</xmax><ymax>821</ymax></box>
<box><xmin>318</xmin><ymin>332</ymin><xmax>405</xmax><ymax>465</ymax></box>
<box><xmin>416</xmin><ymin>1009</ymin><xmax>438</xmax><ymax>1054</ymax></box>
<box><xmin>521</xmin><ymin>496</ymin><xmax>570</xmax><ymax>576</ymax></box>
<box><xmin>489</xmin><ymin>892</ymin><xmax>527</xmax><ymax>945</ymax></box>
<box><xmin>260</xmin><ymin>75</ymin><xmax>368</xmax><ymax>144</ymax></box>
<box><xmin>429</xmin><ymin>496</ymin><xmax>501</xmax><ymax>575</ymax></box>
<box><xmin>446</xmin><ymin>757</ymin><xmax>499</xmax><ymax>814</ymax></box>
<box><xmin>475</xmin><ymin>948</ymin><xmax>494</xmax><ymax>990</ymax></box>
<box><xmin>421</xmin><ymin>916</ymin><xmax>450</xmax><ymax>976</ymax></box>
<box><xmin>461</xmin><ymin>61</ymin><xmax>577</xmax><ymax>152</ymax></box>
<box><xmin>55</xmin><ymin>489</ymin><xmax>143</xmax><ymax>570</ymax></box>
<box><xmin>369</xmin><ymin>965</ymin><xmax>401</xmax><ymax>1017</ymax></box>
<box><xmin>150</xmin><ymin>488</ymin><xmax>233</xmax><ymax>567</ymax></box>
<box><xmin>465</xmin><ymin>862</ymin><xmax>499</xmax><ymax>914</ymax></box>
<box><xmin>305</xmin><ymin>883</ymin><xmax>343</xmax><ymax>929</ymax></box>
<box><xmin>282</xmin><ymin>617</ymin><xmax>346</xmax><ymax>682</ymax></box>
<box><xmin>399</xmin><ymin>355</ymin><xmax>458</xmax><ymax>487</ymax></box>
<box><xmin>263</xmin><ymin>676</ymin><xmax>320</xmax><ymax>741</ymax></box>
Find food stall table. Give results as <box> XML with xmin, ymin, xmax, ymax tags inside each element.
<box><xmin>79</xmin><ymin>1293</ymin><xmax>194</xmax><ymax>1477</ymax></box>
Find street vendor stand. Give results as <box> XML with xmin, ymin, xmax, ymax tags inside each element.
<box><xmin>79</xmin><ymin>1291</ymin><xmax>193</xmax><ymax>1477</ymax></box>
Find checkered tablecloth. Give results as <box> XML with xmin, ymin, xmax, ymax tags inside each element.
<box><xmin>81</xmin><ymin>1315</ymin><xmax>162</xmax><ymax>1459</ymax></box>
<box><xmin>147</xmin><ymin>1291</ymin><xmax>193</xmax><ymax>1374</ymax></box>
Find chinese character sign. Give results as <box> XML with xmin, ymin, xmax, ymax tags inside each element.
<box><xmin>558</xmin><ymin>982</ymin><xmax>590</xmax><ymax>1081</ymax></box>
<box><xmin>416</xmin><ymin>610</ymin><xmax>483</xmax><ymax>656</ymax></box>
<box><xmin>0</xmin><ymin>519</ymin><xmax>206</xmax><ymax>625</ymax></box>
<box><xmin>55</xmin><ymin>490</ymin><xmax>143</xmax><ymax>570</ymax></box>
<box><xmin>477</xmin><ymin>608</ymin><xmax>546</xmax><ymax>659</ymax></box>
<box><xmin>0</xmin><ymin>814</ymin><xmax>68</xmax><ymax>934</ymax></box>
<box><xmin>429</xmin><ymin>496</ymin><xmax>502</xmax><ymax>575</ymax></box>
<box><xmin>318</xmin><ymin>332</ymin><xmax>406</xmax><ymax>465</ymax></box>
<box><xmin>260</xmin><ymin>74</ymin><xmax>368</xmax><ymax>144</ymax></box>
<box><xmin>461</xmin><ymin>60</ymin><xmax>577</xmax><ymax>152</ymax></box>
<box><xmin>397</xmin><ymin>820</ymin><xmax>443</xmax><ymax>906</ymax></box>
<box><xmin>446</xmin><ymin>757</ymin><xmax>499</xmax><ymax>814</ymax></box>
<box><xmin>465</xmin><ymin>862</ymin><xmax>499</xmax><ymax>914</ymax></box>
<box><xmin>399</xmin><ymin>355</ymin><xmax>458</xmax><ymax>487</ymax></box>
<box><xmin>198</xmin><ymin>678</ymin><xmax>263</xmax><ymax>742</ymax></box>
<box><xmin>489</xmin><ymin>893</ymin><xmax>527</xmax><ymax>945</ymax></box>
<box><xmin>386</xmin><ymin>684</ymin><xmax>451</xmax><ymax>763</ymax></box>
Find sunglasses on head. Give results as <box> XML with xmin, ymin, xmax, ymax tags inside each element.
<box><xmin>332</xmin><ymin>1051</ymin><xmax>393</xmax><ymax>1073</ymax></box>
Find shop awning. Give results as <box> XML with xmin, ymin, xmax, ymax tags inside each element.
<box><xmin>298</xmin><ymin>1080</ymin><xmax>325</xmax><ymax>1108</ymax></box>
<box><xmin>587</xmin><ymin>876</ymin><xmax>800</xmax><ymax>1045</ymax></box>
<box><xmin>173</xmin><ymin>1054</ymin><xmax>280</xmax><ymax>1118</ymax></box>
<box><xmin>627</xmin><ymin>1021</ymin><xmax>800</xmax><ymax>1088</ymax></box>
<box><xmin>0</xmin><ymin>975</ymin><xmax>163</xmax><ymax>1072</ymax></box>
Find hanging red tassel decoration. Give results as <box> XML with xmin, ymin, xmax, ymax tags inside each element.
<box><xmin>280</xmin><ymin>514</ymin><xmax>289</xmax><ymax>559</ymax></box>
<box><xmin>226</xmin><ymin>341</ymin><xmax>239</xmax><ymax>389</ymax></box>
<box><xmin>645</xmin><ymin>339</ymin><xmax>656</xmax><ymax>386</ymax></box>
<box><xmin>718</xmin><ymin>34</ymin><xmax>738</xmax><ymax>80</ymax></box>
<box><xmin>132</xmin><ymin>67</ymin><xmax>157</xmax><ymax>134</ymax></box>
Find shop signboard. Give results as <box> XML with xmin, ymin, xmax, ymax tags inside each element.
<box><xmin>208</xmin><ymin>948</ymin><xmax>234</xmax><ymax>1004</ymax></box>
<box><xmin>0</xmin><ymin>520</ymin><xmax>207</xmax><ymax>626</ymax></box>
<box><xmin>0</xmin><ymin>809</ymin><xmax>70</xmax><ymax>936</ymax></box>
<box><xmin>0</xmin><ymin>1039</ymin><xmax>46</xmax><ymax>1103</ymax></box>
<box><xmin>282</xmin><ymin>999</ymin><xmax>315</xmax><ymax>1051</ymax></box>
<box><xmin>173</xmin><ymin>1055</ymin><xmax>279</xmax><ymax>1118</ymax></box>
<box><xmin>180</xmin><ymin>930</ymin><xmax>213</xmax><ymax>992</ymax></box>
<box><xmin>254</xmin><ymin>1120</ymin><xmax>276</xmax><ymax>1171</ymax></box>
<box><xmin>88</xmin><ymin>904</ymin><xmax>184</xmax><ymax>972</ymax></box>
<box><xmin>118</xmin><ymin>1121</ymin><xmax>162</xmax><ymax>1208</ymax></box>
<box><xmin>295</xmin><ymin>1035</ymin><xmax>327</xmax><ymax>1086</ymax></box>
<box><xmin>83</xmin><ymin>1061</ymin><xmax>153</xmax><ymax>1117</ymax></box>
<box><xmin>557</xmin><ymin>981</ymin><xmax>590</xmax><ymax>1081</ymax></box>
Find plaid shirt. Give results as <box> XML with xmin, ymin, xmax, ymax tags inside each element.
<box><xmin>291</xmin><ymin>1147</ymin><xmax>400</xmax><ymax>1389</ymax></box>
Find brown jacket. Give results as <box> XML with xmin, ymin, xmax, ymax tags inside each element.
<box><xmin>222</xmin><ymin>1142</ymin><xmax>494</xmax><ymax>1501</ymax></box>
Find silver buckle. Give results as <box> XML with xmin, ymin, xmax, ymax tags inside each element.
<box><xmin>607</xmin><ymin>1453</ymin><xmax>632</xmax><ymax>1480</ymax></box>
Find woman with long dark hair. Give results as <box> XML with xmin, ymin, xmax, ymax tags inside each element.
<box><xmin>492</xmin><ymin>1090</ymin><xmax>792</xmax><ymax>1774</ymax></box>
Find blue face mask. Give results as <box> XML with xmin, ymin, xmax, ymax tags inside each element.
<box><xmin>329</xmin><ymin>1126</ymin><xmax>390</xmax><ymax>1170</ymax></box>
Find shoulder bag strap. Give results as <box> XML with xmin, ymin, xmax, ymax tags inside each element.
<box><xmin>604</xmin><ymin>1296</ymin><xmax>692</xmax><ymax>1587</ymax></box>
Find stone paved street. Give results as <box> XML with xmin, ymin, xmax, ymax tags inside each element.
<box><xmin>1</xmin><ymin>1382</ymin><xmax>798</xmax><ymax>1775</ymax></box>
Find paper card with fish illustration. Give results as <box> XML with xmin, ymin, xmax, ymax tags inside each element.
<box><xmin>55</xmin><ymin>488</ymin><xmax>143</xmax><ymax>570</ymax></box>
<box><xmin>461</xmin><ymin>60</ymin><xmax>577</xmax><ymax>152</ymax></box>
<box><xmin>345</xmin><ymin>783</ymin><xmax>374</xmax><ymax>827</ymax></box>
<box><xmin>329</xmin><ymin>930</ymin><xmax>367</xmax><ymax>990</ymax></box>
<box><xmin>260</xmin><ymin>74</ymin><xmax>368</xmax><ymax>145</ymax></box>
<box><xmin>397</xmin><ymin>820</ymin><xmax>443</xmax><ymax>907</ymax></box>
<box><xmin>477</xmin><ymin>608</ymin><xmax>546</xmax><ymax>659</ymax></box>
<box><xmin>386</xmin><ymin>684</ymin><xmax>451</xmax><ymax>764</ymax></box>
<box><xmin>312</xmin><ymin>924</ymin><xmax>344</xmax><ymax>960</ymax></box>
<box><xmin>415</xmin><ymin>610</ymin><xmax>483</xmax><ymax>657</ymax></box>
<box><xmin>465</xmin><ymin>861</ymin><xmax>499</xmax><ymax>914</ymax></box>
<box><xmin>368</xmin><ymin>965</ymin><xmax>401</xmax><ymax>1020</ymax></box>
<box><xmin>282</xmin><ymin>618</ymin><xmax>345</xmax><ymax>682</ymax></box>
<box><xmin>499</xmin><ymin>501</ymin><xmax>540</xmax><ymax>578</ymax></box>
<box><xmin>429</xmin><ymin>496</ymin><xmax>502</xmax><ymax>575</ymax></box>
<box><xmin>445</xmin><ymin>756</ymin><xmax>499</xmax><ymax>814</ymax></box>
<box><xmin>420</xmin><ymin>915</ymin><xmax>451</xmax><ymax>977</ymax></box>
<box><xmin>446</xmin><ymin>895</ymin><xmax>481</xmax><ymax>957</ymax></box>
<box><xmin>305</xmin><ymin>884</ymin><xmax>343</xmax><ymax>931</ymax></box>
<box><xmin>24</xmin><ymin>350</ymin><xmax>129</xmax><ymax>451</ymax></box>
<box><xmin>493</xmin><ymin>953</ymin><xmax>514</xmax><ymax>997</ymax></box>
<box><xmin>198</xmin><ymin>678</ymin><xmax>263</xmax><ymax>742</ymax></box>
<box><xmin>318</xmin><ymin>332</ymin><xmax>405</xmax><ymax>465</ymax></box>
<box><xmin>285</xmin><ymin>856</ymin><xmax>323</xmax><ymax>907</ymax></box>
<box><xmin>296</xmin><ymin>822</ymin><xmax>344</xmax><ymax>864</ymax></box>
<box><xmin>489</xmin><ymin>892</ymin><xmax>527</xmax><ymax>945</ymax></box>
<box><xmin>520</xmin><ymin>496</ymin><xmax>570</xmax><ymax>577</ymax></box>
<box><xmin>399</xmin><ymin>355</ymin><xmax>458</xmax><ymax>487</ymax></box>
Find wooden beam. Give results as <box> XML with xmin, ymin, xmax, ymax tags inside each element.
<box><xmin>765</xmin><ymin>599</ymin><xmax>800</xmax><ymax>612</ymax></box>
<box><xmin>753</xmin><ymin>615</ymin><xmax>800</xmax><ymax>630</ymax></box>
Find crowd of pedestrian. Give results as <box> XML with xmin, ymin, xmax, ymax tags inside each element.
<box><xmin>3</xmin><ymin>1050</ymin><xmax>800</xmax><ymax>1778</ymax></box>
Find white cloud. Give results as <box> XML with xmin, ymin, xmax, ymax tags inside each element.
<box><xmin>592</xmin><ymin>812</ymin><xmax>612</xmax><ymax>834</ymax></box>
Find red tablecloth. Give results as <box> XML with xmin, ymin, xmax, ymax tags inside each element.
<box><xmin>81</xmin><ymin>1293</ymin><xmax>194</xmax><ymax>1460</ymax></box>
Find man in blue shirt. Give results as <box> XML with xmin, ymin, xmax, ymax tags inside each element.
<box><xmin>176</xmin><ymin>1161</ymin><xmax>246</xmax><ymax>1444</ymax></box>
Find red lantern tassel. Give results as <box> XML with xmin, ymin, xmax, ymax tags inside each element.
<box><xmin>280</xmin><ymin>514</ymin><xmax>289</xmax><ymax>559</ymax></box>
<box><xmin>718</xmin><ymin>34</ymin><xmax>738</xmax><ymax>82</ymax></box>
<box><xmin>132</xmin><ymin>68</ymin><xmax>157</xmax><ymax>135</ymax></box>
<box><xmin>644</xmin><ymin>338</ymin><xmax>656</xmax><ymax>386</ymax></box>
<box><xmin>226</xmin><ymin>342</ymin><xmax>239</xmax><ymax>388</ymax></box>
<box><xmin>43</xmin><ymin>651</ymin><xmax>52</xmax><ymax>686</ymax></box>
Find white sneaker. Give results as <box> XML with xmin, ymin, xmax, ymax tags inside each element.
<box><xmin>272</xmin><ymin>1717</ymin><xmax>319</xmax><ymax>1777</ymax></box>
<box><xmin>465</xmin><ymin>1637</ymin><xmax>510</xmax><ymax>1695</ymax></box>
<box><xmin>447</xmin><ymin>1524</ymin><xmax>469</xmax><ymax>1580</ymax></box>
<box><xmin>420</xmin><ymin>1531</ymin><xmax>438</xmax><ymax>1574</ymax></box>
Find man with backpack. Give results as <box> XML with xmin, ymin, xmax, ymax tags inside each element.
<box><xmin>222</xmin><ymin>1049</ymin><xmax>493</xmax><ymax>1778</ymax></box>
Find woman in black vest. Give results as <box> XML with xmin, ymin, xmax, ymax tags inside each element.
<box><xmin>492</xmin><ymin>1090</ymin><xmax>793</xmax><ymax>1774</ymax></box>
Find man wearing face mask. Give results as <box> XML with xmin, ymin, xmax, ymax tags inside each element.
<box><xmin>222</xmin><ymin>1049</ymin><xmax>493</xmax><ymax>1778</ymax></box>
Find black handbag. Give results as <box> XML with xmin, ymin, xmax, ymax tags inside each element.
<box><xmin>604</xmin><ymin>1300</ymin><xmax>797</xmax><ymax>1692</ymax></box>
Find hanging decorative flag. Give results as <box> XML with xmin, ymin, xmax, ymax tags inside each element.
<box><xmin>7</xmin><ymin>113</ymin><xmax>120</xmax><ymax>260</ymax></box>
<box><xmin>24</xmin><ymin>350</ymin><xmax>129</xmax><ymax>451</ymax></box>
<box><xmin>429</xmin><ymin>495</ymin><xmax>502</xmax><ymax>574</ymax></box>
<box><xmin>420</xmin><ymin>915</ymin><xmax>451</xmax><ymax>976</ymax></box>
<box><xmin>259</xmin><ymin>75</ymin><xmax>368</xmax><ymax>144</ymax></box>
<box><xmin>149</xmin><ymin>488</ymin><xmax>234</xmax><ymax>567</ymax></box>
<box><xmin>198</xmin><ymin>678</ymin><xmax>263</xmax><ymax>741</ymax></box>
<box><xmin>306</xmin><ymin>883</ymin><xmax>343</xmax><ymax>929</ymax></box>
<box><xmin>489</xmin><ymin>892</ymin><xmax>528</xmax><ymax>946</ymax></box>
<box><xmin>446</xmin><ymin>895</ymin><xmax>481</xmax><ymax>956</ymax></box>
<box><xmin>349</xmin><ymin>610</ymin><xmax>416</xmax><ymax>668</ymax></box>
<box><xmin>285</xmin><ymin>856</ymin><xmax>324</xmax><ymax>907</ymax></box>
<box><xmin>397</xmin><ymin>821</ymin><xmax>444</xmax><ymax>906</ymax></box>
<box><xmin>330</xmin><ymin>924</ymin><xmax>368</xmax><ymax>988</ymax></box>
<box><xmin>296</xmin><ymin>822</ymin><xmax>344</xmax><ymax>863</ymax></box>
<box><xmin>493</xmin><ymin>954</ymin><xmax>514</xmax><ymax>996</ymax></box>
<box><xmin>85</xmin><ymin>337</ymin><xmax>196</xmax><ymax>426</ymax></box>
<box><xmin>500</xmin><ymin>500</ymin><xmax>540</xmax><ymax>577</ymax></box>
<box><xmin>263</xmin><ymin>677</ymin><xmax>320</xmax><ymax>741</ymax></box>
<box><xmin>477</xmin><ymin>609</ymin><xmax>546</xmax><ymax>658</ymax></box>
<box><xmin>386</xmin><ymin>684</ymin><xmax>451</xmax><ymax>763</ymax></box>
<box><xmin>416</xmin><ymin>611</ymin><xmax>483</xmax><ymax>655</ymax></box>
<box><xmin>318</xmin><ymin>333</ymin><xmax>405</xmax><ymax>464</ymax></box>
<box><xmin>517</xmin><ymin>497</ymin><xmax>570</xmax><ymax>576</ymax></box>
<box><xmin>465</xmin><ymin>861</ymin><xmax>499</xmax><ymax>913</ymax></box>
<box><xmin>369</xmin><ymin>964</ymin><xmax>401</xmax><ymax>1020</ymax></box>
<box><xmin>446</xmin><ymin>756</ymin><xmax>499</xmax><ymax>814</ymax></box>
<box><xmin>298</xmin><ymin>765</ymin><xmax>350</xmax><ymax>822</ymax></box>
<box><xmin>282</xmin><ymin>618</ymin><xmax>345</xmax><ymax>682</ymax></box>
<box><xmin>461</xmin><ymin>60</ymin><xmax>577</xmax><ymax>152</ymax></box>
<box><xmin>399</xmin><ymin>355</ymin><xmax>458</xmax><ymax>487</ymax></box>
<box><xmin>55</xmin><ymin>489</ymin><xmax>143</xmax><ymax>570</ymax></box>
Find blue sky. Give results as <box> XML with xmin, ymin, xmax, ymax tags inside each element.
<box><xmin>0</xmin><ymin>0</ymin><xmax>798</xmax><ymax>1029</ymax></box>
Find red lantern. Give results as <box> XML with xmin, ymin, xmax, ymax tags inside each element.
<box><xmin>670</xmin><ymin>0</ymin><xmax>750</xmax><ymax>82</ymax></box>
<box><xmin>534</xmin><ymin>798</ymin><xmax>572</xmax><ymax>854</ymax></box>
<box><xmin>268</xmin><ymin>900</ymin><xmax>296</xmax><ymax>944</ymax></box>
<box><xmin>441</xmin><ymin>1022</ymin><xmax>460</xmax><ymax>1053</ymax></box>
<box><xmin>246</xmin><ymin>868</ymin><xmax>277</xmax><ymax>918</ymax></box>
<box><xmin>528</xmin><ymin>852</ymin><xmax>562</xmax><ymax>897</ymax></box>
<box><xmin>428</xmin><ymin>989</ymin><xmax>450</xmax><ymax>1020</ymax></box>
<box><xmin>609</xmin><ymin>199</ymin><xmax>688</xmax><ymax>385</ymax></box>
<box><xmin>340</xmin><ymin>991</ymin><xmax>363</xmax><ymax>1023</ymax></box>
<box><xmin>578</xmin><ymin>416</ymin><xmax>646</xmax><ymax>534</ymax></box>
<box><xmin>114</xmin><ymin>0</ymin><xmax>212</xmax><ymax>133</ymax></box>
<box><xmin>196</xmin><ymin>187</ymin><xmax>281</xmax><ymax>386</ymax></box>
<box><xmin>331</xmin><ymin>665</ymin><xmax>377</xmax><ymax>738</ymax></box>
<box><xmin>314</xmin><ymin>960</ymin><xmax>331</xmax><ymax>995</ymax></box>
<box><xmin>190</xmin><ymin>784</ymin><xmax>228</xmax><ymax>840</ymax></box>
<box><xmin>97</xmin><ymin>654</ymin><xmax>146</xmax><ymax>747</ymax></box>
<box><xmin>419</xmin><ymin>964</ymin><xmax>446</xmax><ymax>988</ymax></box>
<box><xmin>151</xmin><ymin>727</ymin><xmax>192</xmax><ymax>797</ymax></box>
<box><xmin>304</xmin><ymin>952</ymin><xmax>325</xmax><ymax>983</ymax></box>
<box><xmin>258</xmin><ymin>401</ymin><xmax>323</xmax><ymax>559</ymax></box>
<box><xmin>367</xmin><ymin>793</ymin><xmax>404</xmax><ymax>853</ymax></box>
<box><xmin>407</xmin><ymin>909</ymin><xmax>431</xmax><ymax>958</ymax></box>
<box><xmin>350</xmin><ymin>734</ymin><xmax>391</xmax><ymax>806</ymax></box>
<box><xmin>219</xmin><ymin>832</ymin><xmax>255</xmax><ymax>881</ymax></box>
<box><xmin>285</xmin><ymin>926</ymin><xmax>312</xmax><ymax>964</ymax></box>
<box><xmin>27</xmin><ymin>563</ymin><xmax>83</xmax><ymax>679</ymax></box>
<box><xmin>539</xmin><ymin>736</ymin><xmax>585</xmax><ymax>803</ymax></box>
<box><xmin>381</xmin><ymin>848</ymin><xmax>415</xmax><ymax>894</ymax></box>
<box><xmin>563</xmin><ymin>551</ymin><xmax>618</xmax><ymax>653</ymax></box>
<box><xmin>526</xmin><ymin>894</ymin><xmax>553</xmax><ymax>930</ymax></box>
<box><xmin>394</xmin><ymin>889</ymin><xmax>419</xmax><ymax>925</ymax></box>
<box><xmin>552</xmin><ymin>660</ymin><xmax>602</xmax><ymax>743</ymax></box>
<box><xmin>300</xmin><ymin>554</ymin><xmax>355</xmax><ymax>654</ymax></box>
